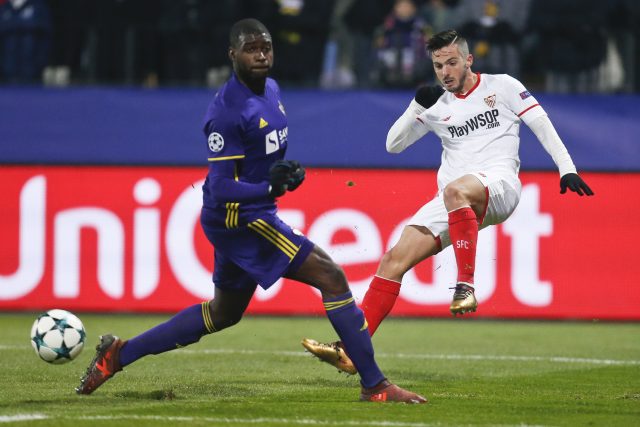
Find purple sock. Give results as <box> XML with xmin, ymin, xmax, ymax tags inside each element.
<box><xmin>119</xmin><ymin>302</ymin><xmax>215</xmax><ymax>367</ymax></box>
<box><xmin>323</xmin><ymin>291</ymin><xmax>385</xmax><ymax>388</ymax></box>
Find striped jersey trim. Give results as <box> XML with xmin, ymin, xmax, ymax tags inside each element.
<box><xmin>225</xmin><ymin>203</ymin><xmax>239</xmax><ymax>228</ymax></box>
<box><xmin>208</xmin><ymin>155</ymin><xmax>245</xmax><ymax>162</ymax></box>
<box><xmin>201</xmin><ymin>301</ymin><xmax>216</xmax><ymax>333</ymax></box>
<box><xmin>323</xmin><ymin>297</ymin><xmax>355</xmax><ymax>311</ymax></box>
<box><xmin>518</xmin><ymin>103</ymin><xmax>540</xmax><ymax>117</ymax></box>
<box><xmin>248</xmin><ymin>219</ymin><xmax>299</xmax><ymax>260</ymax></box>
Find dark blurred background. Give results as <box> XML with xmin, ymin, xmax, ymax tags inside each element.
<box><xmin>0</xmin><ymin>0</ymin><xmax>638</xmax><ymax>92</ymax></box>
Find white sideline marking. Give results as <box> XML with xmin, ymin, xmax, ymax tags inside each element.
<box><xmin>390</xmin><ymin>353</ymin><xmax>640</xmax><ymax>366</ymax></box>
<box><xmin>0</xmin><ymin>345</ymin><xmax>23</xmax><ymax>350</ymax></box>
<box><xmin>176</xmin><ymin>348</ymin><xmax>640</xmax><ymax>366</ymax></box>
<box><xmin>0</xmin><ymin>414</ymin><xmax>47</xmax><ymax>423</ymax></box>
<box><xmin>70</xmin><ymin>415</ymin><xmax>547</xmax><ymax>427</ymax></box>
<box><xmin>77</xmin><ymin>416</ymin><xmax>435</xmax><ymax>426</ymax></box>
<box><xmin>3</xmin><ymin>344</ymin><xmax>639</xmax><ymax>366</ymax></box>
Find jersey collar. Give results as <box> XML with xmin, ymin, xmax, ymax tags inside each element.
<box><xmin>454</xmin><ymin>73</ymin><xmax>481</xmax><ymax>99</ymax></box>
<box><xmin>231</xmin><ymin>72</ymin><xmax>268</xmax><ymax>98</ymax></box>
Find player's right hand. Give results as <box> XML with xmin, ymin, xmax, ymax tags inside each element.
<box><xmin>415</xmin><ymin>85</ymin><xmax>445</xmax><ymax>108</ymax></box>
<box><xmin>268</xmin><ymin>159</ymin><xmax>305</xmax><ymax>198</ymax></box>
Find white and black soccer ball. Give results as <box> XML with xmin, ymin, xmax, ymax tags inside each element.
<box><xmin>30</xmin><ymin>309</ymin><xmax>86</xmax><ymax>364</ymax></box>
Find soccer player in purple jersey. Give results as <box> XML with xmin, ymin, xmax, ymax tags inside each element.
<box><xmin>76</xmin><ymin>18</ymin><xmax>426</xmax><ymax>404</ymax></box>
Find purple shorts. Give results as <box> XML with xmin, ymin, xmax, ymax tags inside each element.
<box><xmin>201</xmin><ymin>210</ymin><xmax>314</xmax><ymax>291</ymax></box>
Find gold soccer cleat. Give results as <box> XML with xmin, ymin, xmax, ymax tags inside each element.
<box><xmin>449</xmin><ymin>283</ymin><xmax>477</xmax><ymax>316</ymax></box>
<box><xmin>301</xmin><ymin>338</ymin><xmax>357</xmax><ymax>375</ymax></box>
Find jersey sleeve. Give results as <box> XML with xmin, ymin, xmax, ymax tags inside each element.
<box><xmin>204</xmin><ymin>115</ymin><xmax>245</xmax><ymax>163</ymax></box>
<box><xmin>203</xmin><ymin>114</ymin><xmax>270</xmax><ymax>202</ymax></box>
<box><xmin>498</xmin><ymin>75</ymin><xmax>577</xmax><ymax>177</ymax></box>
<box><xmin>498</xmin><ymin>74</ymin><xmax>546</xmax><ymax>124</ymax></box>
<box><xmin>386</xmin><ymin>99</ymin><xmax>432</xmax><ymax>153</ymax></box>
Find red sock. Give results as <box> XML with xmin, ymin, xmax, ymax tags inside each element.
<box><xmin>361</xmin><ymin>275</ymin><xmax>401</xmax><ymax>336</ymax></box>
<box><xmin>448</xmin><ymin>206</ymin><xmax>478</xmax><ymax>285</ymax></box>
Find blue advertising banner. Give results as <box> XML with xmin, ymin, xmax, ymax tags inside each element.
<box><xmin>1</xmin><ymin>88</ymin><xmax>638</xmax><ymax>170</ymax></box>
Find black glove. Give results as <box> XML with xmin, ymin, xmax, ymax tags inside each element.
<box><xmin>286</xmin><ymin>160</ymin><xmax>305</xmax><ymax>191</ymax></box>
<box><xmin>414</xmin><ymin>85</ymin><xmax>445</xmax><ymax>109</ymax></box>
<box><xmin>560</xmin><ymin>173</ymin><xmax>594</xmax><ymax>196</ymax></box>
<box><xmin>268</xmin><ymin>159</ymin><xmax>305</xmax><ymax>198</ymax></box>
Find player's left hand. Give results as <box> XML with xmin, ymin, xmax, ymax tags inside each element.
<box><xmin>269</xmin><ymin>160</ymin><xmax>305</xmax><ymax>198</ymax></box>
<box><xmin>285</xmin><ymin>160</ymin><xmax>305</xmax><ymax>191</ymax></box>
<box><xmin>560</xmin><ymin>173</ymin><xmax>594</xmax><ymax>196</ymax></box>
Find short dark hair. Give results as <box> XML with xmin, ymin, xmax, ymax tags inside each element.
<box><xmin>426</xmin><ymin>29</ymin><xmax>469</xmax><ymax>57</ymax></box>
<box><xmin>229</xmin><ymin>18</ymin><xmax>271</xmax><ymax>48</ymax></box>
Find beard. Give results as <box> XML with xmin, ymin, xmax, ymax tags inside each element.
<box><xmin>446</xmin><ymin>65</ymin><xmax>469</xmax><ymax>93</ymax></box>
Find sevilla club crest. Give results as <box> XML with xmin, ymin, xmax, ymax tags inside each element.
<box><xmin>484</xmin><ymin>94</ymin><xmax>496</xmax><ymax>108</ymax></box>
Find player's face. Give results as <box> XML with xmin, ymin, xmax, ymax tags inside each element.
<box><xmin>432</xmin><ymin>45</ymin><xmax>473</xmax><ymax>93</ymax></box>
<box><xmin>230</xmin><ymin>33</ymin><xmax>273</xmax><ymax>82</ymax></box>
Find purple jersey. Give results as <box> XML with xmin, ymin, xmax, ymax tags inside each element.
<box><xmin>199</xmin><ymin>74</ymin><xmax>313</xmax><ymax>290</ymax></box>
<box><xmin>202</xmin><ymin>73</ymin><xmax>289</xmax><ymax>225</ymax></box>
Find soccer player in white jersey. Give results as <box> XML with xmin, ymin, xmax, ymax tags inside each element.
<box><xmin>302</xmin><ymin>29</ymin><xmax>593</xmax><ymax>375</ymax></box>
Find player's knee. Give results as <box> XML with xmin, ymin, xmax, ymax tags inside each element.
<box><xmin>211</xmin><ymin>313</ymin><xmax>243</xmax><ymax>332</ymax></box>
<box><xmin>319</xmin><ymin>262</ymin><xmax>349</xmax><ymax>295</ymax></box>
<box><xmin>443</xmin><ymin>184</ymin><xmax>466</xmax><ymax>205</ymax></box>
<box><xmin>378</xmin><ymin>250</ymin><xmax>408</xmax><ymax>279</ymax></box>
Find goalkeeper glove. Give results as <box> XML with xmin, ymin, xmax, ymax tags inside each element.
<box><xmin>268</xmin><ymin>159</ymin><xmax>306</xmax><ymax>198</ymax></box>
<box><xmin>415</xmin><ymin>85</ymin><xmax>445</xmax><ymax>109</ymax></box>
<box><xmin>560</xmin><ymin>173</ymin><xmax>594</xmax><ymax>196</ymax></box>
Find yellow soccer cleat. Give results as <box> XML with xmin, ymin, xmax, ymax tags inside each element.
<box><xmin>449</xmin><ymin>283</ymin><xmax>478</xmax><ymax>316</ymax></box>
<box><xmin>301</xmin><ymin>338</ymin><xmax>357</xmax><ymax>375</ymax></box>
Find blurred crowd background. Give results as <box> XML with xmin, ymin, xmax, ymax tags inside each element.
<box><xmin>1</xmin><ymin>0</ymin><xmax>638</xmax><ymax>93</ymax></box>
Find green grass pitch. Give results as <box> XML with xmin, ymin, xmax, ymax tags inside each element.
<box><xmin>1</xmin><ymin>313</ymin><xmax>639</xmax><ymax>426</ymax></box>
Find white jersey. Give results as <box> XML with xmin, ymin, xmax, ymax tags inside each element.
<box><xmin>387</xmin><ymin>73</ymin><xmax>574</xmax><ymax>191</ymax></box>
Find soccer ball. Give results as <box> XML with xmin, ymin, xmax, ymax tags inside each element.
<box><xmin>30</xmin><ymin>309</ymin><xmax>86</xmax><ymax>364</ymax></box>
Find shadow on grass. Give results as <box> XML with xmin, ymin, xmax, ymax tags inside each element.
<box><xmin>4</xmin><ymin>389</ymin><xmax>178</xmax><ymax>407</ymax></box>
<box><xmin>114</xmin><ymin>389</ymin><xmax>177</xmax><ymax>400</ymax></box>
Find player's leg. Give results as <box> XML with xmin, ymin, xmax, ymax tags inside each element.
<box><xmin>75</xmin><ymin>298</ymin><xmax>221</xmax><ymax>395</ymax></box>
<box><xmin>76</xmin><ymin>286</ymin><xmax>255</xmax><ymax>395</ymax></box>
<box><xmin>119</xmin><ymin>252</ymin><xmax>256</xmax><ymax>361</ymax></box>
<box><xmin>208</xmin><ymin>284</ymin><xmax>257</xmax><ymax>331</ymax></box>
<box><xmin>443</xmin><ymin>173</ymin><xmax>487</xmax><ymax>286</ymax></box>
<box><xmin>76</xmin><ymin>241</ymin><xmax>258</xmax><ymax>394</ymax></box>
<box><xmin>442</xmin><ymin>174</ymin><xmax>487</xmax><ymax>315</ymax></box>
<box><xmin>444</xmin><ymin>173</ymin><xmax>523</xmax><ymax>315</ymax></box>
<box><xmin>288</xmin><ymin>246</ymin><xmax>426</xmax><ymax>403</ymax></box>
<box><xmin>230</xmin><ymin>213</ymin><xmax>409</xmax><ymax>398</ymax></box>
<box><xmin>288</xmin><ymin>245</ymin><xmax>384</xmax><ymax>385</ymax></box>
<box><xmin>118</xmin><ymin>281</ymin><xmax>256</xmax><ymax>368</ymax></box>
<box><xmin>362</xmin><ymin>193</ymin><xmax>454</xmax><ymax>330</ymax></box>
<box><xmin>302</xmin><ymin>201</ymin><xmax>445</xmax><ymax>373</ymax></box>
<box><xmin>362</xmin><ymin>225</ymin><xmax>440</xmax><ymax>335</ymax></box>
